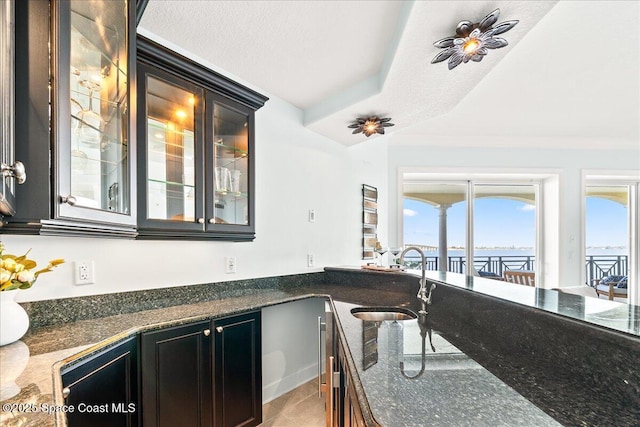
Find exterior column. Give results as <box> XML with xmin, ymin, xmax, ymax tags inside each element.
<box><xmin>438</xmin><ymin>204</ymin><xmax>451</xmax><ymax>271</ymax></box>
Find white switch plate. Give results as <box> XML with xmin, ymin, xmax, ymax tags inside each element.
<box><xmin>307</xmin><ymin>253</ymin><xmax>315</xmax><ymax>267</ymax></box>
<box><xmin>75</xmin><ymin>260</ymin><xmax>95</xmax><ymax>285</ymax></box>
<box><xmin>308</xmin><ymin>209</ymin><xmax>316</xmax><ymax>223</ymax></box>
<box><xmin>225</xmin><ymin>256</ymin><xmax>237</xmax><ymax>274</ymax></box>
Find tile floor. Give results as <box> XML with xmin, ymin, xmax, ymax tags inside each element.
<box><xmin>259</xmin><ymin>379</ymin><xmax>325</xmax><ymax>427</ymax></box>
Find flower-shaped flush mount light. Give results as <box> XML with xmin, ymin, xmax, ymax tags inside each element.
<box><xmin>431</xmin><ymin>9</ymin><xmax>518</xmax><ymax>70</ymax></box>
<box><xmin>348</xmin><ymin>117</ymin><xmax>395</xmax><ymax>137</ymax></box>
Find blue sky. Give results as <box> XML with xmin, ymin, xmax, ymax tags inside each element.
<box><xmin>403</xmin><ymin>197</ymin><xmax>627</xmax><ymax>248</ymax></box>
<box><xmin>585</xmin><ymin>197</ymin><xmax>628</xmax><ymax>247</ymax></box>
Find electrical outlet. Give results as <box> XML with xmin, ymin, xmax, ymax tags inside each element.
<box><xmin>225</xmin><ymin>256</ymin><xmax>237</xmax><ymax>274</ymax></box>
<box><xmin>307</xmin><ymin>253</ymin><xmax>315</xmax><ymax>267</ymax></box>
<box><xmin>75</xmin><ymin>261</ymin><xmax>95</xmax><ymax>285</ymax></box>
<box><xmin>308</xmin><ymin>209</ymin><xmax>316</xmax><ymax>223</ymax></box>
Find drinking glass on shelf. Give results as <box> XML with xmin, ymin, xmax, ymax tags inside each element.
<box><xmin>70</xmin><ymin>97</ymin><xmax>88</xmax><ymax>173</ymax></box>
<box><xmin>389</xmin><ymin>247</ymin><xmax>403</xmax><ymax>267</ymax></box>
<box><xmin>70</xmin><ymin>97</ymin><xmax>83</xmax><ymax>132</ymax></box>
<box><xmin>229</xmin><ymin>170</ymin><xmax>242</xmax><ymax>195</ymax></box>
<box><xmin>77</xmin><ymin>79</ymin><xmax>104</xmax><ymax>147</ymax></box>
<box><xmin>375</xmin><ymin>246</ymin><xmax>388</xmax><ymax>267</ymax></box>
<box><xmin>215</xmin><ymin>166</ymin><xmax>230</xmax><ymax>194</ymax></box>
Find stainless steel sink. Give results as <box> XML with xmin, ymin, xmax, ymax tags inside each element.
<box><xmin>350</xmin><ymin>307</ymin><xmax>417</xmax><ymax>321</ymax></box>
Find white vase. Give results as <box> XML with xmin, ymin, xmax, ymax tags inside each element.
<box><xmin>0</xmin><ymin>290</ymin><xmax>30</xmax><ymax>346</ymax></box>
<box><xmin>0</xmin><ymin>340</ymin><xmax>30</xmax><ymax>400</ymax></box>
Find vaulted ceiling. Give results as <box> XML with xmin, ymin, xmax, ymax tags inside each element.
<box><xmin>139</xmin><ymin>1</ymin><xmax>639</xmax><ymax>149</ymax></box>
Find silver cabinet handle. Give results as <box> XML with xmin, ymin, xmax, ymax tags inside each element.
<box><xmin>204</xmin><ymin>329</ymin><xmax>211</xmax><ymax>336</ymax></box>
<box><xmin>318</xmin><ymin>316</ymin><xmax>326</xmax><ymax>397</ymax></box>
<box><xmin>328</xmin><ymin>356</ymin><xmax>334</xmax><ymax>427</ymax></box>
<box><xmin>60</xmin><ymin>195</ymin><xmax>77</xmax><ymax>206</ymax></box>
<box><xmin>197</xmin><ymin>217</ymin><xmax>205</xmax><ymax>224</ymax></box>
<box><xmin>1</xmin><ymin>161</ymin><xmax>26</xmax><ymax>184</ymax></box>
<box><xmin>216</xmin><ymin>326</ymin><xmax>223</xmax><ymax>333</ymax></box>
<box><xmin>62</xmin><ymin>387</ymin><xmax>70</xmax><ymax>399</ymax></box>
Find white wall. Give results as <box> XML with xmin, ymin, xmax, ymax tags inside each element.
<box><xmin>261</xmin><ymin>298</ymin><xmax>325</xmax><ymax>403</ymax></box>
<box><xmin>2</xmin><ymin>96</ymin><xmax>389</xmax><ymax>302</ymax></box>
<box><xmin>387</xmin><ymin>137</ymin><xmax>640</xmax><ymax>286</ymax></box>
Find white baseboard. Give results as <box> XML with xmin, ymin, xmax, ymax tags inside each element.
<box><xmin>262</xmin><ymin>362</ymin><xmax>318</xmax><ymax>404</ymax></box>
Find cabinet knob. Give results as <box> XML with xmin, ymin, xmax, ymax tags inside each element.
<box><xmin>203</xmin><ymin>329</ymin><xmax>211</xmax><ymax>336</ymax></box>
<box><xmin>60</xmin><ymin>194</ymin><xmax>77</xmax><ymax>206</ymax></box>
<box><xmin>197</xmin><ymin>217</ymin><xmax>205</xmax><ymax>224</ymax></box>
<box><xmin>208</xmin><ymin>218</ymin><xmax>216</xmax><ymax>224</ymax></box>
<box><xmin>216</xmin><ymin>326</ymin><xmax>224</xmax><ymax>333</ymax></box>
<box><xmin>1</xmin><ymin>161</ymin><xmax>27</xmax><ymax>184</ymax></box>
<box><xmin>62</xmin><ymin>387</ymin><xmax>70</xmax><ymax>399</ymax></box>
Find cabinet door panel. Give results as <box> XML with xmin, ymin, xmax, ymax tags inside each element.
<box><xmin>55</xmin><ymin>0</ymin><xmax>136</xmax><ymax>225</ymax></box>
<box><xmin>62</xmin><ymin>336</ymin><xmax>138</xmax><ymax>427</ymax></box>
<box><xmin>137</xmin><ymin>62</ymin><xmax>205</xmax><ymax>233</ymax></box>
<box><xmin>206</xmin><ymin>96</ymin><xmax>253</xmax><ymax>229</ymax></box>
<box><xmin>142</xmin><ymin>321</ymin><xmax>212</xmax><ymax>427</ymax></box>
<box><xmin>0</xmin><ymin>0</ymin><xmax>18</xmax><ymax>216</ymax></box>
<box><xmin>136</xmin><ymin>35</ymin><xmax>266</xmax><ymax>241</ymax></box>
<box><xmin>213</xmin><ymin>311</ymin><xmax>261</xmax><ymax>427</ymax></box>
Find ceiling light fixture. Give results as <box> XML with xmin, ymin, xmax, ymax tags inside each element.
<box><xmin>348</xmin><ymin>116</ymin><xmax>394</xmax><ymax>137</ymax></box>
<box><xmin>431</xmin><ymin>9</ymin><xmax>518</xmax><ymax>70</ymax></box>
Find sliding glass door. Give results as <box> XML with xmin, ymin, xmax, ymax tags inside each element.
<box><xmin>402</xmin><ymin>176</ymin><xmax>539</xmax><ymax>283</ymax></box>
<box><xmin>403</xmin><ymin>182</ymin><xmax>467</xmax><ymax>272</ymax></box>
<box><xmin>585</xmin><ymin>184</ymin><xmax>634</xmax><ymax>303</ymax></box>
<box><xmin>473</xmin><ymin>184</ymin><xmax>537</xmax><ymax>280</ymax></box>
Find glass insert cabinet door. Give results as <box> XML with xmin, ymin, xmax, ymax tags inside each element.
<box><xmin>209</xmin><ymin>99</ymin><xmax>252</xmax><ymax>227</ymax></box>
<box><xmin>145</xmin><ymin>75</ymin><xmax>201</xmax><ymax>224</ymax></box>
<box><xmin>55</xmin><ymin>0</ymin><xmax>135</xmax><ymax>225</ymax></box>
<box><xmin>0</xmin><ymin>0</ymin><xmax>20</xmax><ymax>216</ymax></box>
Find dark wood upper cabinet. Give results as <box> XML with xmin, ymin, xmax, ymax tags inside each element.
<box><xmin>136</xmin><ymin>36</ymin><xmax>267</xmax><ymax>241</ymax></box>
<box><xmin>5</xmin><ymin>0</ymin><xmax>137</xmax><ymax>237</ymax></box>
<box><xmin>0</xmin><ymin>0</ymin><xmax>21</xmax><ymax>217</ymax></box>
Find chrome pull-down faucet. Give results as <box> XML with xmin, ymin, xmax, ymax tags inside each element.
<box><xmin>397</xmin><ymin>246</ymin><xmax>437</xmax><ymax>380</ymax></box>
<box><xmin>399</xmin><ymin>246</ymin><xmax>436</xmax><ymax>315</ymax></box>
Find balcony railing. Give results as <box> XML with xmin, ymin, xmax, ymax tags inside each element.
<box><xmin>401</xmin><ymin>254</ymin><xmax>628</xmax><ymax>285</ymax></box>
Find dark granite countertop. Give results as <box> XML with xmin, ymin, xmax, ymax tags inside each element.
<box><xmin>4</xmin><ymin>268</ymin><xmax>634</xmax><ymax>426</ymax></box>
<box><xmin>0</xmin><ymin>282</ymin><xmax>413</xmax><ymax>427</ymax></box>
<box><xmin>423</xmin><ymin>270</ymin><xmax>640</xmax><ymax>337</ymax></box>
<box><xmin>327</xmin><ymin>267</ymin><xmax>640</xmax><ymax>337</ymax></box>
<box><xmin>331</xmin><ymin>300</ymin><xmax>560</xmax><ymax>427</ymax></box>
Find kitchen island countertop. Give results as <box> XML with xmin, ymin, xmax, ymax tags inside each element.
<box><xmin>2</xmin><ymin>269</ymin><xmax>634</xmax><ymax>426</ymax></box>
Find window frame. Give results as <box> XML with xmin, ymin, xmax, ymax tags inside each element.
<box><xmin>398</xmin><ymin>168</ymin><xmax>547</xmax><ymax>285</ymax></box>
<box><xmin>582</xmin><ymin>170</ymin><xmax>640</xmax><ymax>305</ymax></box>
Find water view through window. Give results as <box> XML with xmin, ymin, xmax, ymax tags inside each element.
<box><xmin>585</xmin><ymin>186</ymin><xmax>629</xmax><ymax>287</ymax></box>
<box><xmin>403</xmin><ymin>183</ymin><xmax>537</xmax><ymax>276</ymax></box>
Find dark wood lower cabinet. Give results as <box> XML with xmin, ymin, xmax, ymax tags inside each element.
<box><xmin>61</xmin><ymin>336</ymin><xmax>139</xmax><ymax>427</ymax></box>
<box><xmin>141</xmin><ymin>312</ymin><xmax>262</xmax><ymax>427</ymax></box>
<box><xmin>60</xmin><ymin>312</ymin><xmax>262</xmax><ymax>427</ymax></box>
<box><xmin>141</xmin><ymin>320</ymin><xmax>213</xmax><ymax>427</ymax></box>
<box><xmin>330</xmin><ymin>324</ymin><xmax>365</xmax><ymax>427</ymax></box>
<box><xmin>213</xmin><ymin>311</ymin><xmax>262</xmax><ymax>427</ymax></box>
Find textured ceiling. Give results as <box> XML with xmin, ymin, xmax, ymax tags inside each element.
<box><xmin>139</xmin><ymin>0</ymin><xmax>640</xmax><ymax>148</ymax></box>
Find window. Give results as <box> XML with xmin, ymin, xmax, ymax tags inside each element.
<box><xmin>401</xmin><ymin>172</ymin><xmax>542</xmax><ymax>285</ymax></box>
<box><xmin>584</xmin><ymin>175</ymin><xmax>640</xmax><ymax>305</ymax></box>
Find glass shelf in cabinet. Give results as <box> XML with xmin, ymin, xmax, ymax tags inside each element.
<box><xmin>216</xmin><ymin>157</ymin><xmax>248</xmax><ymax>169</ymax></box>
<box><xmin>148</xmin><ymin>178</ymin><xmax>196</xmax><ymax>188</ymax></box>
<box><xmin>71</xmin><ymin>114</ymin><xmax>127</xmax><ymax>146</ymax></box>
<box><xmin>70</xmin><ymin>88</ymin><xmax>124</xmax><ymax>108</ymax></box>
<box><xmin>214</xmin><ymin>141</ymin><xmax>248</xmax><ymax>157</ymax></box>
<box><xmin>148</xmin><ymin>122</ymin><xmax>195</xmax><ymax>139</ymax></box>
<box><xmin>214</xmin><ymin>190</ymin><xmax>248</xmax><ymax>199</ymax></box>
